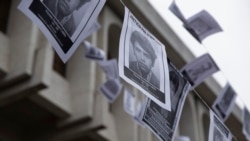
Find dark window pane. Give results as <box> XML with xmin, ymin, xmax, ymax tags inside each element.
<box><xmin>0</xmin><ymin>0</ymin><xmax>11</xmax><ymax>33</ymax></box>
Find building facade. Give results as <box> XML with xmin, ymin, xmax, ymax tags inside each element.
<box><xmin>0</xmin><ymin>0</ymin><xmax>246</xmax><ymax>141</ymax></box>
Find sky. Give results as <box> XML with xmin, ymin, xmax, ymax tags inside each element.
<box><xmin>148</xmin><ymin>0</ymin><xmax>250</xmax><ymax>109</ymax></box>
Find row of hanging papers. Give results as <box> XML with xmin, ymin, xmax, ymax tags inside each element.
<box><xmin>17</xmin><ymin>0</ymin><xmax>250</xmax><ymax>141</ymax></box>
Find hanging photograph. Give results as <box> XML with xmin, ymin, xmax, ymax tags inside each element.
<box><xmin>208</xmin><ymin>110</ymin><xmax>232</xmax><ymax>141</ymax></box>
<box><xmin>185</xmin><ymin>10</ymin><xmax>223</xmax><ymax>42</ymax></box>
<box><xmin>99</xmin><ymin>78</ymin><xmax>122</xmax><ymax>103</ymax></box>
<box><xmin>181</xmin><ymin>53</ymin><xmax>219</xmax><ymax>88</ymax></box>
<box><xmin>119</xmin><ymin>7</ymin><xmax>171</xmax><ymax>110</ymax></box>
<box><xmin>18</xmin><ymin>0</ymin><xmax>106</xmax><ymax>63</ymax></box>
<box><xmin>168</xmin><ymin>1</ymin><xmax>187</xmax><ymax>25</ymax></box>
<box><xmin>212</xmin><ymin>83</ymin><xmax>237</xmax><ymax>121</ymax></box>
<box><xmin>83</xmin><ymin>41</ymin><xmax>105</xmax><ymax>61</ymax></box>
<box><xmin>138</xmin><ymin>60</ymin><xmax>191</xmax><ymax>141</ymax></box>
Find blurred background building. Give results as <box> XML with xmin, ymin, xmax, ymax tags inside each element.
<box><xmin>0</xmin><ymin>0</ymin><xmax>246</xmax><ymax>140</ymax></box>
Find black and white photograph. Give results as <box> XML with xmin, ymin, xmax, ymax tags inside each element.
<box><xmin>181</xmin><ymin>53</ymin><xmax>219</xmax><ymax>88</ymax></box>
<box><xmin>119</xmin><ymin>7</ymin><xmax>171</xmax><ymax>110</ymax></box>
<box><xmin>243</xmin><ymin>107</ymin><xmax>250</xmax><ymax>140</ymax></box>
<box><xmin>212</xmin><ymin>83</ymin><xmax>237</xmax><ymax>121</ymax></box>
<box><xmin>208</xmin><ymin>110</ymin><xmax>232</xmax><ymax>141</ymax></box>
<box><xmin>98</xmin><ymin>59</ymin><xmax>119</xmax><ymax>79</ymax></box>
<box><xmin>42</xmin><ymin>0</ymin><xmax>90</xmax><ymax>37</ymax></box>
<box><xmin>99</xmin><ymin>78</ymin><xmax>122</xmax><ymax>103</ymax></box>
<box><xmin>168</xmin><ymin>1</ymin><xmax>188</xmax><ymax>26</ymax></box>
<box><xmin>123</xmin><ymin>88</ymin><xmax>136</xmax><ymax>116</ymax></box>
<box><xmin>138</xmin><ymin>60</ymin><xmax>191</xmax><ymax>141</ymax></box>
<box><xmin>83</xmin><ymin>41</ymin><xmax>105</xmax><ymax>61</ymax></box>
<box><xmin>18</xmin><ymin>0</ymin><xmax>106</xmax><ymax>63</ymax></box>
<box><xmin>185</xmin><ymin>10</ymin><xmax>223</xmax><ymax>42</ymax></box>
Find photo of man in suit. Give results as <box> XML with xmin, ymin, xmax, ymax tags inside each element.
<box><xmin>129</xmin><ymin>30</ymin><xmax>159</xmax><ymax>89</ymax></box>
<box><xmin>43</xmin><ymin>0</ymin><xmax>90</xmax><ymax>36</ymax></box>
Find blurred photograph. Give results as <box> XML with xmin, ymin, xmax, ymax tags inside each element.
<box><xmin>129</xmin><ymin>30</ymin><xmax>159</xmax><ymax>89</ymax></box>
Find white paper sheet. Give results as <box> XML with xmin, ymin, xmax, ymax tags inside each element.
<box><xmin>181</xmin><ymin>53</ymin><xmax>219</xmax><ymax>88</ymax></box>
<box><xmin>119</xmin><ymin>6</ymin><xmax>171</xmax><ymax>110</ymax></box>
<box><xmin>139</xmin><ymin>60</ymin><xmax>191</xmax><ymax>141</ymax></box>
<box><xmin>186</xmin><ymin>10</ymin><xmax>223</xmax><ymax>42</ymax></box>
<box><xmin>83</xmin><ymin>41</ymin><xmax>105</xmax><ymax>61</ymax></box>
<box><xmin>208</xmin><ymin>110</ymin><xmax>232</xmax><ymax>141</ymax></box>
<box><xmin>212</xmin><ymin>83</ymin><xmax>237</xmax><ymax>121</ymax></box>
<box><xmin>18</xmin><ymin>0</ymin><xmax>105</xmax><ymax>63</ymax></box>
<box><xmin>99</xmin><ymin>78</ymin><xmax>122</xmax><ymax>103</ymax></box>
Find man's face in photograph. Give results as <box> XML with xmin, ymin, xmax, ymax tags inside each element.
<box><xmin>133</xmin><ymin>41</ymin><xmax>153</xmax><ymax>75</ymax></box>
<box><xmin>58</xmin><ymin>0</ymin><xmax>81</xmax><ymax>16</ymax></box>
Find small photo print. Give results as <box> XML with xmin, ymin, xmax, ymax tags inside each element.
<box><xmin>186</xmin><ymin>10</ymin><xmax>223</xmax><ymax>42</ymax></box>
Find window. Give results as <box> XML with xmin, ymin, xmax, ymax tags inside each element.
<box><xmin>108</xmin><ymin>24</ymin><xmax>121</xmax><ymax>112</ymax></box>
<box><xmin>0</xmin><ymin>0</ymin><xmax>11</xmax><ymax>33</ymax></box>
<box><xmin>107</xmin><ymin>24</ymin><xmax>121</xmax><ymax>60</ymax></box>
<box><xmin>202</xmin><ymin>114</ymin><xmax>210</xmax><ymax>141</ymax></box>
<box><xmin>53</xmin><ymin>51</ymin><xmax>66</xmax><ymax>77</ymax></box>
